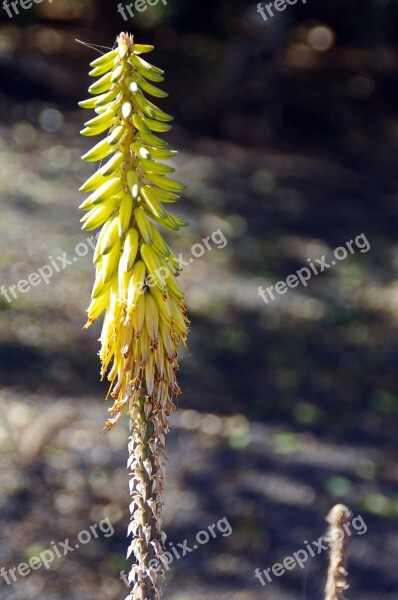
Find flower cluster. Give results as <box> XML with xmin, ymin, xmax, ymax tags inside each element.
<box><xmin>79</xmin><ymin>32</ymin><xmax>189</xmax><ymax>600</ymax></box>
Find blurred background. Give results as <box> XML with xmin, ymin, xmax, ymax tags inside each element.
<box><xmin>0</xmin><ymin>0</ymin><xmax>398</xmax><ymax>598</ymax></box>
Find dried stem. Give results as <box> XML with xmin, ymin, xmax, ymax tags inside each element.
<box><xmin>125</xmin><ymin>396</ymin><xmax>169</xmax><ymax>599</ymax></box>
<box><xmin>324</xmin><ymin>503</ymin><xmax>351</xmax><ymax>600</ymax></box>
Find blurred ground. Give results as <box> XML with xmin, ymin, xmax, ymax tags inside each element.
<box><xmin>0</xmin><ymin>1</ymin><xmax>398</xmax><ymax>599</ymax></box>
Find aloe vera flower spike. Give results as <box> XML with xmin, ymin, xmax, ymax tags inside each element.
<box><xmin>79</xmin><ymin>32</ymin><xmax>189</xmax><ymax>600</ymax></box>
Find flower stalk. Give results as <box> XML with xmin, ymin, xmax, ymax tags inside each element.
<box><xmin>79</xmin><ymin>32</ymin><xmax>189</xmax><ymax>599</ymax></box>
<box><xmin>324</xmin><ymin>504</ymin><xmax>351</xmax><ymax>600</ymax></box>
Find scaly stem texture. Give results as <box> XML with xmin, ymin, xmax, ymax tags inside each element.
<box><xmin>79</xmin><ymin>32</ymin><xmax>189</xmax><ymax>600</ymax></box>
<box><xmin>324</xmin><ymin>504</ymin><xmax>351</xmax><ymax>600</ymax></box>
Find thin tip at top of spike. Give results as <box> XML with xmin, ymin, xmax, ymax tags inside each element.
<box><xmin>117</xmin><ymin>32</ymin><xmax>134</xmax><ymax>57</ymax></box>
